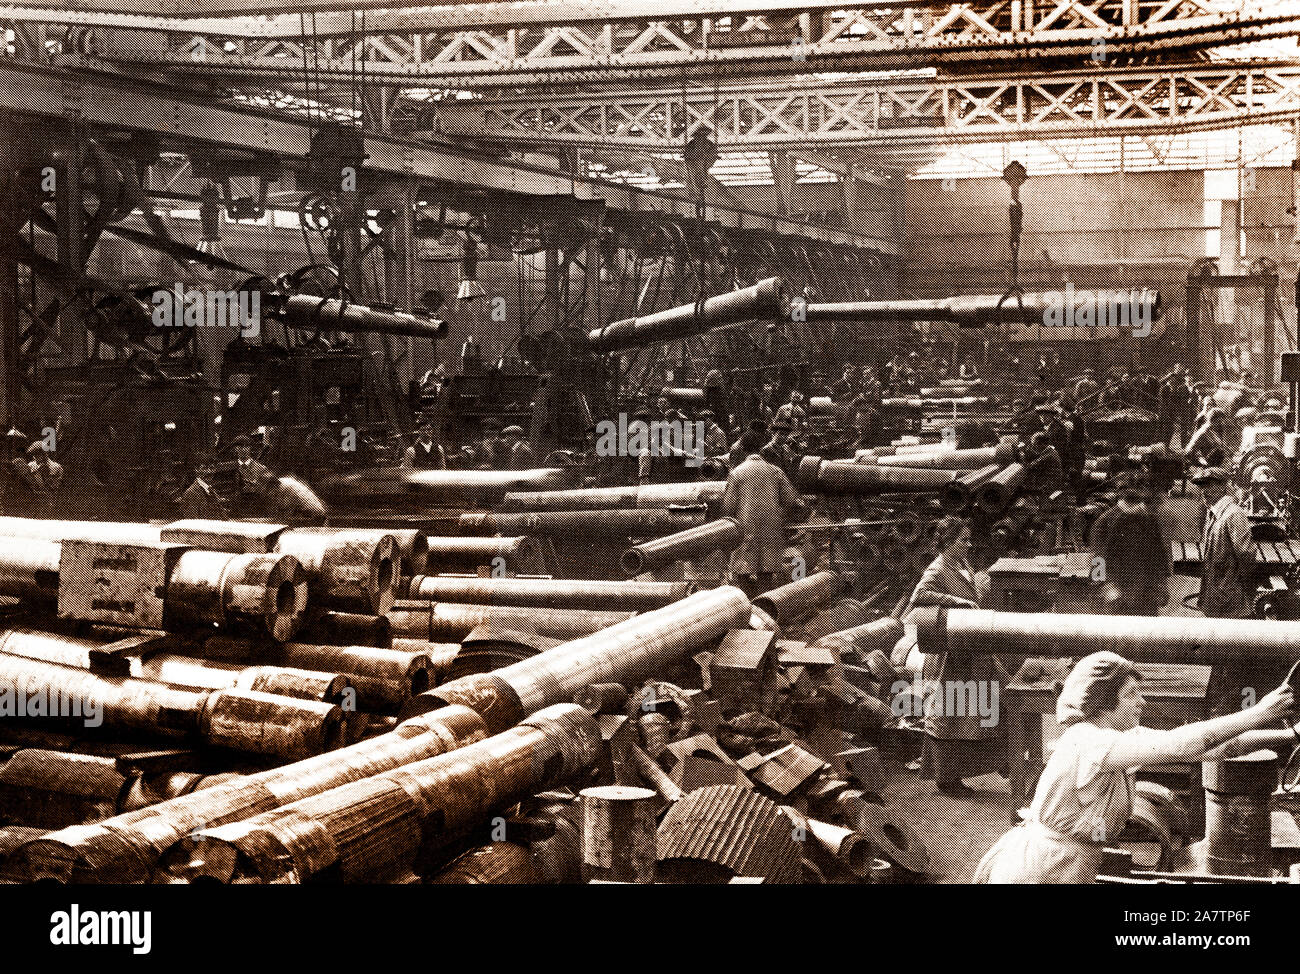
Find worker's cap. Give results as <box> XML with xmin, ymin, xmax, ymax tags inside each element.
<box><xmin>1190</xmin><ymin>465</ymin><xmax>1232</xmax><ymax>484</ymax></box>
<box><xmin>632</xmin><ymin>406</ymin><xmax>652</xmax><ymax>419</ymax></box>
<box><xmin>697</xmin><ymin>408</ymin><xmax>715</xmax><ymax>418</ymax></box>
<box><xmin>747</xmin><ymin>419</ymin><xmax>768</xmax><ymax>433</ymax></box>
<box><xmin>501</xmin><ymin>425</ymin><xmax>525</xmax><ymax>436</ymax></box>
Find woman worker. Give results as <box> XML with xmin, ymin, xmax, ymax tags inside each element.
<box><xmin>975</xmin><ymin>651</ymin><xmax>1297</xmax><ymax>883</ymax></box>
<box><xmin>904</xmin><ymin>515</ymin><xmax>1010</xmax><ymax>797</ymax></box>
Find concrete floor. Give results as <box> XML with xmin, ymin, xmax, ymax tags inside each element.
<box><xmin>880</xmin><ymin>488</ymin><xmax>1212</xmax><ymax>883</ymax></box>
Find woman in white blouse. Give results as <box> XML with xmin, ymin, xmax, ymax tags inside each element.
<box><xmin>975</xmin><ymin>651</ymin><xmax>1296</xmax><ymax>883</ymax></box>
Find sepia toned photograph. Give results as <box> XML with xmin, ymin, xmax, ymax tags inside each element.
<box><xmin>0</xmin><ymin>0</ymin><xmax>1297</xmax><ymax>957</ymax></box>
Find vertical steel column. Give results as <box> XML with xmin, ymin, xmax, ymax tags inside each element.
<box><xmin>0</xmin><ymin>111</ymin><xmax>17</xmax><ymax>426</ymax></box>
<box><xmin>1263</xmin><ymin>272</ymin><xmax>1276</xmax><ymax>385</ymax></box>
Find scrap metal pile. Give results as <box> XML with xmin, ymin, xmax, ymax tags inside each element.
<box><xmin>0</xmin><ymin>512</ymin><xmax>934</xmax><ymax>885</ymax></box>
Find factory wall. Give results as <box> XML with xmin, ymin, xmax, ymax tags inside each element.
<box><xmin>903</xmin><ymin>167</ymin><xmax>1300</xmax><ymax>381</ymax></box>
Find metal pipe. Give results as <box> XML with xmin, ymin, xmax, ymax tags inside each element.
<box><xmin>940</xmin><ymin>463</ymin><xmax>1004</xmax><ymax>512</ymax></box>
<box><xmin>298</xmin><ymin>611</ymin><xmax>391</xmax><ymax>647</ymax></box>
<box><xmin>619</xmin><ymin>517</ymin><xmax>741</xmax><ymax>576</ymax></box>
<box><xmin>321</xmin><ymin>467</ymin><xmax>571</xmax><ymax>507</ymax></box>
<box><xmin>387</xmin><ymin>602</ymin><xmax>634</xmax><ymax>642</ymax></box>
<box><xmin>402</xmin><ymin>586</ymin><xmax>750</xmax><ymax>732</ymax></box>
<box><xmin>288</xmin><ymin>527</ymin><xmax>429</xmax><ymax>580</ymax></box>
<box><xmin>751</xmin><ymin>572</ymin><xmax>849</xmax><ymax>630</ymax></box>
<box><xmin>812</xmin><ymin>616</ymin><xmax>904</xmax><ymax>656</ymax></box>
<box><xmin>405</xmin><ymin>577</ymin><xmax>691</xmax><ymax>612</ymax></box>
<box><xmin>280</xmin><ymin>294</ymin><xmax>448</xmax><ymax>340</ymax></box>
<box><xmin>458</xmin><ymin>508</ymin><xmax>707</xmax><ymax>539</ymax></box>
<box><xmin>803</xmin><ymin>289</ymin><xmax>1161</xmax><ymax>326</ymax></box>
<box><xmin>0</xmin><ymin>652</ymin><xmax>346</xmax><ymax>759</ymax></box>
<box><xmin>588</xmin><ymin>277</ymin><xmax>789</xmax><ymax>353</ymax></box>
<box><xmin>799</xmin><ymin>456</ymin><xmax>957</xmax><ymax>494</ymax></box>
<box><xmin>200</xmin><ymin>636</ymin><xmax>437</xmax><ymax>713</ymax></box>
<box><xmin>916</xmin><ymin>607</ymin><xmax>1300</xmax><ymax>663</ymax></box>
<box><xmin>421</xmin><ymin>536</ymin><xmax>544</xmax><ymax>573</ymax></box>
<box><xmin>3</xmin><ymin>705</ymin><xmax>489</xmax><ymax>884</ymax></box>
<box><xmin>265</xmin><ymin>530</ymin><xmax>400</xmax><ymax>616</ymax></box>
<box><xmin>870</xmin><ymin>443</ymin><xmax>1016</xmax><ymax>470</ymax></box>
<box><xmin>168</xmin><ymin>704</ymin><xmax>600</xmax><ymax>884</ymax></box>
<box><xmin>164</xmin><ymin>550</ymin><xmax>310</xmax><ymax>642</ymax></box>
<box><xmin>502</xmin><ymin>481</ymin><xmax>726</xmax><ymax>512</ymax></box>
<box><xmin>975</xmin><ymin>463</ymin><xmax>1027</xmax><ymax>515</ymax></box>
<box><xmin>0</xmin><ymin>629</ymin><xmax>351</xmax><ymax>706</ymax></box>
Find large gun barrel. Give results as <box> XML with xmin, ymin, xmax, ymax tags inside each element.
<box><xmin>802</xmin><ymin>288</ymin><xmax>1161</xmax><ymax>326</ymax></box>
<box><xmin>405</xmin><ymin>576</ymin><xmax>693</xmax><ymax>613</ymax></box>
<box><xmin>916</xmin><ymin>607</ymin><xmax>1300</xmax><ymax>663</ymax></box>
<box><xmin>619</xmin><ymin>517</ymin><xmax>742</xmax><ymax>576</ymax></box>
<box><xmin>402</xmin><ymin>586</ymin><xmax>751</xmax><ymax>731</ymax></box>
<box><xmin>280</xmin><ymin>295</ymin><xmax>448</xmax><ymax>340</ymax></box>
<box><xmin>588</xmin><ymin>278</ymin><xmax>789</xmax><ymax>353</ymax></box>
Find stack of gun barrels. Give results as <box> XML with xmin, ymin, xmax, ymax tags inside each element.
<box><xmin>0</xmin><ymin>500</ymin><xmax>773</xmax><ymax>884</ymax></box>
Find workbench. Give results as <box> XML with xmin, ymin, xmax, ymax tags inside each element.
<box><xmin>986</xmin><ymin>554</ymin><xmax>1099</xmax><ymax>612</ymax></box>
<box><xmin>1004</xmin><ymin>657</ymin><xmax>1212</xmax><ymax>828</ymax></box>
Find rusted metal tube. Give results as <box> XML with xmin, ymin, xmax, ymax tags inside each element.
<box><xmin>165</xmin><ymin>550</ymin><xmax>310</xmax><ymax>642</ymax></box>
<box><xmin>581</xmin><ymin>785</ymin><xmax>658</xmax><ymax>883</ymax></box>
<box><xmin>403</xmin><ymin>586</ymin><xmax>750</xmax><ymax>732</ymax></box>
<box><xmin>169</xmin><ymin>703</ymin><xmax>600</xmax><ymax>883</ymax></box>
<box><xmin>629</xmin><ymin>743</ymin><xmax>684</xmax><ymax>803</ymax></box>
<box><xmin>322</xmin><ymin>467</ymin><xmax>571</xmax><ymax>507</ymax></box>
<box><xmin>502</xmin><ymin>481</ymin><xmax>726</xmax><ymax>512</ymax></box>
<box><xmin>975</xmin><ymin>462</ymin><xmax>1027</xmax><ymax>515</ymax></box>
<box><xmin>751</xmin><ymin>573</ymin><xmax>850</xmax><ymax>630</ymax></box>
<box><xmin>916</xmin><ymin>607</ymin><xmax>1300</xmax><ymax>663</ymax></box>
<box><xmin>812</xmin><ymin>616</ymin><xmax>905</xmax><ymax>656</ymax></box>
<box><xmin>388</xmin><ymin>601</ymin><xmax>634</xmax><ymax>642</ymax></box>
<box><xmin>0</xmin><ymin>629</ymin><xmax>351</xmax><ymax>706</ymax></box>
<box><xmin>298</xmin><ymin>611</ymin><xmax>391</xmax><ymax>647</ymax></box>
<box><xmin>940</xmin><ymin>463</ymin><xmax>1004</xmax><ymax>512</ymax></box>
<box><xmin>804</xmin><ymin>289</ymin><xmax>1161</xmax><ymax>326</ymax></box>
<box><xmin>619</xmin><ymin>517</ymin><xmax>741</xmax><ymax>576</ymax></box>
<box><xmin>0</xmin><ymin>652</ymin><xmax>345</xmax><ymax>759</ymax></box>
<box><xmin>799</xmin><ymin>456</ymin><xmax>957</xmax><ymax>495</ymax></box>
<box><xmin>421</xmin><ymin>536</ymin><xmax>543</xmax><ymax>573</ymax></box>
<box><xmin>2</xmin><ymin>704</ymin><xmax>489</xmax><ymax>883</ymax></box>
<box><xmin>269</xmin><ymin>531</ymin><xmax>399</xmax><ymax>616</ymax></box>
<box><xmin>281</xmin><ymin>294</ymin><xmax>448</xmax><ymax>340</ymax></box>
<box><xmin>458</xmin><ymin>508</ymin><xmax>707</xmax><ymax>539</ymax></box>
<box><xmin>588</xmin><ymin>277</ymin><xmax>789</xmax><ymax>352</ymax></box>
<box><xmin>200</xmin><ymin>635</ymin><xmax>437</xmax><ymax>713</ymax></box>
<box><xmin>405</xmin><ymin>576</ymin><xmax>691</xmax><ymax>612</ymax></box>
<box><xmin>290</xmin><ymin>527</ymin><xmax>429</xmax><ymax>580</ymax></box>
<box><xmin>871</xmin><ymin>443</ymin><xmax>1016</xmax><ymax>470</ymax></box>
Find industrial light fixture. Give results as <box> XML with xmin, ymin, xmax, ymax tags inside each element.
<box><xmin>457</xmin><ymin>233</ymin><xmax>487</xmax><ymax>302</ymax></box>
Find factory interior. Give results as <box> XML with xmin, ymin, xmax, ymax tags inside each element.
<box><xmin>4</xmin><ymin>0</ymin><xmax>1300</xmax><ymax>892</ymax></box>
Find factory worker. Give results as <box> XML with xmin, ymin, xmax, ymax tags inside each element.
<box><xmin>903</xmin><ymin>516</ymin><xmax>1009</xmax><ymax>797</ymax></box>
<box><xmin>403</xmin><ymin>423</ymin><xmax>447</xmax><ymax>470</ymax></box>
<box><xmin>502</xmin><ymin>426</ymin><xmax>535</xmax><ymax>470</ymax></box>
<box><xmin>721</xmin><ymin>450</ymin><xmax>806</xmax><ymax>595</ymax></box>
<box><xmin>975</xmin><ymin>652</ymin><xmax>1295</xmax><ymax>883</ymax></box>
